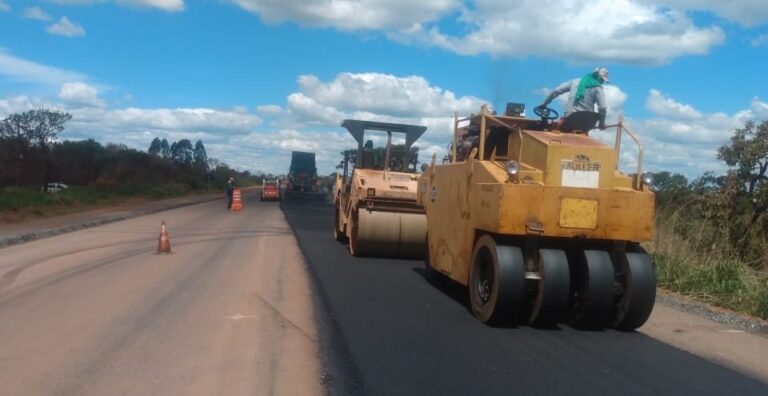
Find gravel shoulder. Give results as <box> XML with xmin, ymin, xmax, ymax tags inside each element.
<box><xmin>0</xmin><ymin>192</ymin><xmax>224</xmax><ymax>248</ymax></box>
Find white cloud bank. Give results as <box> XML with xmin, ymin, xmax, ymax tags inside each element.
<box><xmin>47</xmin><ymin>17</ymin><xmax>86</xmax><ymax>37</ymax></box>
<box><xmin>225</xmin><ymin>0</ymin><xmax>768</xmax><ymax>64</ymax></box>
<box><xmin>648</xmin><ymin>0</ymin><xmax>768</xmax><ymax>28</ymax></box>
<box><xmin>1</xmin><ymin>71</ymin><xmax>766</xmax><ymax>177</ymax></box>
<box><xmin>627</xmin><ymin>91</ymin><xmax>768</xmax><ymax>177</ymax></box>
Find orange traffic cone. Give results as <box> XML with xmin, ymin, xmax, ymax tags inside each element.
<box><xmin>157</xmin><ymin>220</ymin><xmax>172</xmax><ymax>254</ymax></box>
<box><xmin>231</xmin><ymin>188</ymin><xmax>243</xmax><ymax>211</ymax></box>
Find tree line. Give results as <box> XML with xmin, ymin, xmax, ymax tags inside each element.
<box><xmin>0</xmin><ymin>108</ymin><xmax>255</xmax><ymax>192</ymax></box>
<box><xmin>653</xmin><ymin>120</ymin><xmax>768</xmax><ymax>269</ymax></box>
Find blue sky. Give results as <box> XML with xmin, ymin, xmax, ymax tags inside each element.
<box><xmin>1</xmin><ymin>0</ymin><xmax>767</xmax><ymax>178</ymax></box>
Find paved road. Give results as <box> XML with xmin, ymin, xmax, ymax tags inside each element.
<box><xmin>0</xmin><ymin>193</ymin><xmax>321</xmax><ymax>395</ymax></box>
<box><xmin>281</xmin><ymin>200</ymin><xmax>768</xmax><ymax>396</ymax></box>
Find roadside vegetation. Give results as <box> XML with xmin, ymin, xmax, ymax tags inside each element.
<box><xmin>649</xmin><ymin>120</ymin><xmax>768</xmax><ymax>320</ymax></box>
<box><xmin>0</xmin><ymin>109</ymin><xmax>259</xmax><ymax>221</ymax></box>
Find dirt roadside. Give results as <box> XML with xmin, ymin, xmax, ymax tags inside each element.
<box><xmin>0</xmin><ymin>192</ymin><xmax>225</xmax><ymax>247</ymax></box>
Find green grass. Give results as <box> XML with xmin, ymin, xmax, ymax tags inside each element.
<box><xmin>651</xmin><ymin>216</ymin><xmax>768</xmax><ymax>320</ymax></box>
<box><xmin>0</xmin><ymin>183</ymin><xmax>193</xmax><ymax>214</ymax></box>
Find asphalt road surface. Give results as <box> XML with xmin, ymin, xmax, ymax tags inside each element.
<box><xmin>0</xmin><ymin>193</ymin><xmax>321</xmax><ymax>395</ymax></box>
<box><xmin>281</xmin><ymin>199</ymin><xmax>768</xmax><ymax>396</ymax></box>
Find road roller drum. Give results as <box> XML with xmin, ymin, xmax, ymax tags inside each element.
<box><xmin>351</xmin><ymin>210</ymin><xmax>427</xmax><ymax>258</ymax></box>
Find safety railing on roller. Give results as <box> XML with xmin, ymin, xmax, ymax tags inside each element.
<box><xmin>605</xmin><ymin>114</ymin><xmax>645</xmax><ymax>190</ymax></box>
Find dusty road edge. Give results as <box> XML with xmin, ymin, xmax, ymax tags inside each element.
<box><xmin>279</xmin><ymin>202</ymin><xmax>365</xmax><ymax>396</ymax></box>
<box><xmin>655</xmin><ymin>292</ymin><xmax>768</xmax><ymax>336</ymax></box>
<box><xmin>0</xmin><ymin>195</ymin><xmax>221</xmax><ymax>249</ymax></box>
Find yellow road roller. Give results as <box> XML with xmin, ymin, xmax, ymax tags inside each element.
<box><xmin>418</xmin><ymin>104</ymin><xmax>656</xmax><ymax>329</ymax></box>
<box><xmin>334</xmin><ymin>119</ymin><xmax>428</xmax><ymax>258</ymax></box>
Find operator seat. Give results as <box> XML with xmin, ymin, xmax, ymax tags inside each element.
<box><xmin>560</xmin><ymin>111</ymin><xmax>600</xmax><ymax>133</ymax></box>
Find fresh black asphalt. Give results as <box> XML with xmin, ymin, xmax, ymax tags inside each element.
<box><xmin>281</xmin><ymin>200</ymin><xmax>768</xmax><ymax>396</ymax></box>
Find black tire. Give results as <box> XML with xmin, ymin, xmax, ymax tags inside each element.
<box><xmin>614</xmin><ymin>251</ymin><xmax>656</xmax><ymax>330</ymax></box>
<box><xmin>333</xmin><ymin>205</ymin><xmax>346</xmax><ymax>243</ymax></box>
<box><xmin>570</xmin><ymin>250</ymin><xmax>616</xmax><ymax>327</ymax></box>
<box><xmin>469</xmin><ymin>235</ymin><xmax>525</xmax><ymax>325</ymax></box>
<box><xmin>423</xmin><ymin>233</ymin><xmax>438</xmax><ymax>280</ymax></box>
<box><xmin>530</xmin><ymin>249</ymin><xmax>570</xmax><ymax>325</ymax></box>
<box><xmin>348</xmin><ymin>211</ymin><xmax>361</xmax><ymax>256</ymax></box>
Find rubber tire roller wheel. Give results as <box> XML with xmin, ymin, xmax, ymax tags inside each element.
<box><xmin>529</xmin><ymin>249</ymin><xmax>571</xmax><ymax>325</ymax></box>
<box><xmin>570</xmin><ymin>250</ymin><xmax>616</xmax><ymax>328</ymax></box>
<box><xmin>469</xmin><ymin>235</ymin><xmax>525</xmax><ymax>325</ymax></box>
<box><xmin>614</xmin><ymin>251</ymin><xmax>656</xmax><ymax>330</ymax></box>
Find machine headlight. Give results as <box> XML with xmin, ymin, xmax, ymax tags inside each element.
<box><xmin>506</xmin><ymin>160</ymin><xmax>520</xmax><ymax>176</ymax></box>
<box><xmin>367</xmin><ymin>187</ymin><xmax>376</xmax><ymax>197</ymax></box>
<box><xmin>641</xmin><ymin>171</ymin><xmax>654</xmax><ymax>186</ymax></box>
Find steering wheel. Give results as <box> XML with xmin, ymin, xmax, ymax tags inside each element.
<box><xmin>534</xmin><ymin>105</ymin><xmax>559</xmax><ymax>121</ymax></box>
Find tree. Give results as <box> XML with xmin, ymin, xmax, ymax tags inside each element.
<box><xmin>148</xmin><ymin>137</ymin><xmax>162</xmax><ymax>156</ymax></box>
<box><xmin>160</xmin><ymin>138</ymin><xmax>170</xmax><ymax>158</ymax></box>
<box><xmin>193</xmin><ymin>140</ymin><xmax>208</xmax><ymax>170</ymax></box>
<box><xmin>0</xmin><ymin>109</ymin><xmax>72</xmax><ymax>188</ymax></box>
<box><xmin>717</xmin><ymin>120</ymin><xmax>768</xmax><ymax>251</ymax></box>
<box><xmin>171</xmin><ymin>139</ymin><xmax>194</xmax><ymax>164</ymax></box>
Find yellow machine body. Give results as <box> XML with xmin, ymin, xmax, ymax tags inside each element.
<box><xmin>418</xmin><ymin>106</ymin><xmax>657</xmax><ymax>329</ymax></box>
<box><xmin>334</xmin><ymin>120</ymin><xmax>428</xmax><ymax>258</ymax></box>
<box><xmin>336</xmin><ymin>168</ymin><xmax>426</xmax><ymax>257</ymax></box>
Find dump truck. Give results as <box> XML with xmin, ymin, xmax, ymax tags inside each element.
<box><xmin>333</xmin><ymin>120</ymin><xmax>427</xmax><ymax>258</ymax></box>
<box><xmin>418</xmin><ymin>104</ymin><xmax>656</xmax><ymax>330</ymax></box>
<box><xmin>285</xmin><ymin>151</ymin><xmax>324</xmax><ymax>201</ymax></box>
<box><xmin>260</xmin><ymin>178</ymin><xmax>280</xmax><ymax>201</ymax></box>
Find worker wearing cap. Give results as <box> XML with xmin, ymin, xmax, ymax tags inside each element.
<box><xmin>226</xmin><ymin>177</ymin><xmax>236</xmax><ymax>209</ymax></box>
<box><xmin>537</xmin><ymin>67</ymin><xmax>610</xmax><ymax>130</ymax></box>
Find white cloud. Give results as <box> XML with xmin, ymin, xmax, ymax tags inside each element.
<box><xmin>23</xmin><ymin>6</ymin><xmax>52</xmax><ymax>21</ymax></box>
<box><xmin>0</xmin><ymin>1</ymin><xmax>11</xmax><ymax>12</ymax></box>
<box><xmin>751</xmin><ymin>33</ymin><xmax>768</xmax><ymax>47</ymax></box>
<box><xmin>646</xmin><ymin>89</ymin><xmax>702</xmax><ymax>120</ymax></box>
<box><xmin>0</xmin><ymin>94</ymin><xmax>262</xmax><ymax>171</ymax></box>
<box><xmin>59</xmin><ymin>82</ymin><xmax>106</xmax><ymax>108</ymax></box>
<box><xmin>232</xmin><ymin>0</ymin><xmax>458</xmax><ymax>31</ymax></box>
<box><xmin>268</xmin><ymin>72</ymin><xmax>488</xmax><ymax>171</ymax></box>
<box><xmin>50</xmin><ymin>0</ymin><xmax>184</xmax><ymax>12</ymax></box>
<box><xmin>626</xmin><ymin>91</ymin><xmax>768</xmax><ymax>177</ymax></box>
<box><xmin>0</xmin><ymin>49</ymin><xmax>87</xmax><ymax>87</ymax></box>
<box><xmin>232</xmin><ymin>0</ymin><xmax>727</xmax><ymax>65</ymax></box>
<box><xmin>645</xmin><ymin>0</ymin><xmax>768</xmax><ymax>27</ymax></box>
<box><xmin>257</xmin><ymin>104</ymin><xmax>282</xmax><ymax>114</ymax></box>
<box><xmin>47</xmin><ymin>17</ymin><xmax>86</xmax><ymax>37</ymax></box>
<box><xmin>396</xmin><ymin>1</ymin><xmax>724</xmax><ymax>65</ymax></box>
<box><xmin>288</xmin><ymin>72</ymin><xmax>484</xmax><ymax>120</ymax></box>
<box><xmin>117</xmin><ymin>0</ymin><xmax>184</xmax><ymax>12</ymax></box>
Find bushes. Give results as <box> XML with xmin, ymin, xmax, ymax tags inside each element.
<box><xmin>652</xmin><ymin>213</ymin><xmax>768</xmax><ymax>320</ymax></box>
<box><xmin>0</xmin><ymin>183</ymin><xmax>191</xmax><ymax>218</ymax></box>
<box><xmin>654</xmin><ymin>251</ymin><xmax>768</xmax><ymax>319</ymax></box>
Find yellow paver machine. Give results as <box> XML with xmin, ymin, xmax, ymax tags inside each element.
<box><xmin>333</xmin><ymin>119</ymin><xmax>428</xmax><ymax>258</ymax></box>
<box><xmin>418</xmin><ymin>104</ymin><xmax>656</xmax><ymax>329</ymax></box>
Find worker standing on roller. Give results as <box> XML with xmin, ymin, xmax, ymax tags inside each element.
<box><xmin>536</xmin><ymin>67</ymin><xmax>610</xmax><ymax>130</ymax></box>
